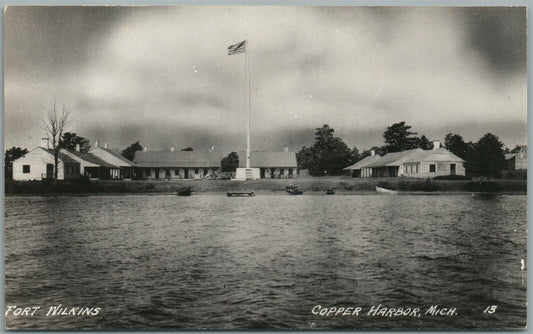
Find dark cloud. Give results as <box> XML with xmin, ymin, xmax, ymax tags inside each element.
<box><xmin>4</xmin><ymin>6</ymin><xmax>527</xmax><ymax>153</ymax></box>
<box><xmin>461</xmin><ymin>7</ymin><xmax>526</xmax><ymax>75</ymax></box>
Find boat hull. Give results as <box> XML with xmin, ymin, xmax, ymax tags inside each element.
<box><xmin>375</xmin><ymin>186</ymin><xmax>399</xmax><ymax>195</ymax></box>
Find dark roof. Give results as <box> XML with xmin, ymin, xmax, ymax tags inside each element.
<box><xmin>133</xmin><ymin>150</ymin><xmax>223</xmax><ymax>168</ymax></box>
<box><xmin>238</xmin><ymin>151</ymin><xmax>297</xmax><ymax>168</ymax></box>
<box><xmin>67</xmin><ymin>150</ymin><xmax>119</xmax><ymax>168</ymax></box>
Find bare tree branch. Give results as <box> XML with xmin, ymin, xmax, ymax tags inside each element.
<box><xmin>42</xmin><ymin>99</ymin><xmax>71</xmax><ymax>181</ymax></box>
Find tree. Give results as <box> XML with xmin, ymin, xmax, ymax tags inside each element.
<box><xmin>383</xmin><ymin>122</ymin><xmax>418</xmax><ymax>152</ymax></box>
<box><xmin>510</xmin><ymin>144</ymin><xmax>526</xmax><ymax>153</ymax></box>
<box><xmin>181</xmin><ymin>147</ymin><xmax>193</xmax><ymax>151</ymax></box>
<box><xmin>416</xmin><ymin>135</ymin><xmax>433</xmax><ymax>150</ymax></box>
<box><xmin>59</xmin><ymin>132</ymin><xmax>90</xmax><ymax>152</ymax></box>
<box><xmin>42</xmin><ymin>100</ymin><xmax>71</xmax><ymax>181</ymax></box>
<box><xmin>221</xmin><ymin>152</ymin><xmax>239</xmax><ymax>172</ymax></box>
<box><xmin>350</xmin><ymin>147</ymin><xmax>361</xmax><ymax>163</ymax></box>
<box><xmin>296</xmin><ymin>146</ymin><xmax>315</xmax><ymax>170</ymax></box>
<box><xmin>471</xmin><ymin>133</ymin><xmax>505</xmax><ymax>178</ymax></box>
<box><xmin>296</xmin><ymin>124</ymin><xmax>354</xmax><ymax>176</ymax></box>
<box><xmin>5</xmin><ymin>147</ymin><xmax>28</xmax><ymax>179</ymax></box>
<box><xmin>121</xmin><ymin>141</ymin><xmax>143</xmax><ymax>161</ymax></box>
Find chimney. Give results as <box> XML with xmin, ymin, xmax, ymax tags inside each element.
<box><xmin>41</xmin><ymin>138</ymin><xmax>50</xmax><ymax>150</ymax></box>
<box><xmin>104</xmin><ymin>143</ymin><xmax>109</xmax><ymax>149</ymax></box>
<box><xmin>95</xmin><ymin>140</ymin><xmax>99</xmax><ymax>148</ymax></box>
<box><xmin>371</xmin><ymin>150</ymin><xmax>375</xmax><ymax>156</ymax></box>
<box><xmin>433</xmin><ymin>141</ymin><xmax>441</xmax><ymax>150</ymax></box>
<box><xmin>210</xmin><ymin>145</ymin><xmax>215</xmax><ymax>151</ymax></box>
<box><xmin>284</xmin><ymin>146</ymin><xmax>289</xmax><ymax>152</ymax></box>
<box><xmin>170</xmin><ymin>147</ymin><xmax>175</xmax><ymax>152</ymax></box>
<box><xmin>75</xmin><ymin>143</ymin><xmax>80</xmax><ymax>152</ymax></box>
<box><xmin>143</xmin><ymin>146</ymin><xmax>148</xmax><ymax>152</ymax></box>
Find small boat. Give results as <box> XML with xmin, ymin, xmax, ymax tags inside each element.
<box><xmin>227</xmin><ymin>191</ymin><xmax>255</xmax><ymax>197</ymax></box>
<box><xmin>175</xmin><ymin>186</ymin><xmax>193</xmax><ymax>196</ymax></box>
<box><xmin>375</xmin><ymin>186</ymin><xmax>398</xmax><ymax>195</ymax></box>
<box><xmin>286</xmin><ymin>185</ymin><xmax>303</xmax><ymax>195</ymax></box>
<box><xmin>326</xmin><ymin>188</ymin><xmax>335</xmax><ymax>195</ymax></box>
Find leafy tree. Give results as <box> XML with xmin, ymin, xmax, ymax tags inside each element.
<box><xmin>510</xmin><ymin>144</ymin><xmax>527</xmax><ymax>153</ymax></box>
<box><xmin>221</xmin><ymin>152</ymin><xmax>239</xmax><ymax>172</ymax></box>
<box><xmin>360</xmin><ymin>146</ymin><xmax>388</xmax><ymax>160</ymax></box>
<box><xmin>121</xmin><ymin>141</ymin><xmax>143</xmax><ymax>161</ymax></box>
<box><xmin>471</xmin><ymin>133</ymin><xmax>505</xmax><ymax>178</ymax></box>
<box><xmin>416</xmin><ymin>135</ymin><xmax>433</xmax><ymax>150</ymax></box>
<box><xmin>296</xmin><ymin>124</ymin><xmax>354</xmax><ymax>176</ymax></box>
<box><xmin>59</xmin><ymin>132</ymin><xmax>90</xmax><ymax>152</ymax></box>
<box><xmin>351</xmin><ymin>147</ymin><xmax>361</xmax><ymax>163</ymax></box>
<box><xmin>5</xmin><ymin>147</ymin><xmax>28</xmax><ymax>179</ymax></box>
<box><xmin>181</xmin><ymin>147</ymin><xmax>193</xmax><ymax>151</ymax></box>
<box><xmin>296</xmin><ymin>146</ymin><xmax>315</xmax><ymax>170</ymax></box>
<box><xmin>383</xmin><ymin>122</ymin><xmax>418</xmax><ymax>152</ymax></box>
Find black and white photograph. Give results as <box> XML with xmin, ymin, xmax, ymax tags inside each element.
<box><xmin>3</xmin><ymin>5</ymin><xmax>527</xmax><ymax>330</ymax></box>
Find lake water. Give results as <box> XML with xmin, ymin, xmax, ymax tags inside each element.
<box><xmin>4</xmin><ymin>194</ymin><xmax>527</xmax><ymax>329</ymax></box>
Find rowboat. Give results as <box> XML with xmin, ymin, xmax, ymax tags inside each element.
<box><xmin>375</xmin><ymin>186</ymin><xmax>398</xmax><ymax>195</ymax></box>
<box><xmin>286</xmin><ymin>185</ymin><xmax>303</xmax><ymax>195</ymax></box>
<box><xmin>326</xmin><ymin>188</ymin><xmax>335</xmax><ymax>195</ymax></box>
<box><xmin>227</xmin><ymin>191</ymin><xmax>255</xmax><ymax>197</ymax></box>
<box><xmin>173</xmin><ymin>186</ymin><xmax>194</xmax><ymax>196</ymax></box>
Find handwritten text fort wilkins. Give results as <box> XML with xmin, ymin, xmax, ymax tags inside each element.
<box><xmin>312</xmin><ymin>304</ymin><xmax>457</xmax><ymax>317</ymax></box>
<box><xmin>6</xmin><ymin>305</ymin><xmax>101</xmax><ymax>317</ymax></box>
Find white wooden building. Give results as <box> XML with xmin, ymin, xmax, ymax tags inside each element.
<box><xmin>133</xmin><ymin>148</ymin><xmax>223</xmax><ymax>179</ymax></box>
<box><xmin>237</xmin><ymin>150</ymin><xmax>298</xmax><ymax>178</ymax></box>
<box><xmin>12</xmin><ymin>147</ymin><xmax>80</xmax><ymax>181</ymax></box>
<box><xmin>345</xmin><ymin>142</ymin><xmax>465</xmax><ymax>178</ymax></box>
<box><xmin>90</xmin><ymin>142</ymin><xmax>137</xmax><ymax>179</ymax></box>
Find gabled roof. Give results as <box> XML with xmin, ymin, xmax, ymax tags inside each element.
<box><xmin>505</xmin><ymin>153</ymin><xmax>518</xmax><ymax>160</ymax></box>
<box><xmin>343</xmin><ymin>155</ymin><xmax>382</xmax><ymax>170</ymax></box>
<box><xmin>91</xmin><ymin>146</ymin><xmax>137</xmax><ymax>167</ymax></box>
<box><xmin>42</xmin><ymin>148</ymin><xmax>80</xmax><ymax>164</ymax></box>
<box><xmin>365</xmin><ymin>148</ymin><xmax>423</xmax><ymax>167</ymax></box>
<box><xmin>238</xmin><ymin>151</ymin><xmax>297</xmax><ymax>168</ymax></box>
<box><xmin>403</xmin><ymin>148</ymin><xmax>464</xmax><ymax>163</ymax></box>
<box><xmin>66</xmin><ymin>150</ymin><xmax>119</xmax><ymax>168</ymax></box>
<box><xmin>133</xmin><ymin>150</ymin><xmax>223</xmax><ymax>168</ymax></box>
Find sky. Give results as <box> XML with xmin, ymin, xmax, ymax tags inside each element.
<box><xmin>4</xmin><ymin>6</ymin><xmax>527</xmax><ymax>154</ymax></box>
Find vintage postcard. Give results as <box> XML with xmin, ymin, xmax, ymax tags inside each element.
<box><xmin>4</xmin><ymin>5</ymin><xmax>527</xmax><ymax>330</ymax></box>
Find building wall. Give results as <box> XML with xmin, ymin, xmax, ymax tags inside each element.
<box><xmin>142</xmin><ymin>167</ymin><xmax>219</xmax><ymax>179</ymax></box>
<box><xmin>90</xmin><ymin>147</ymin><xmax>133</xmax><ymax>179</ymax></box>
<box><xmin>13</xmin><ymin>149</ymin><xmax>80</xmax><ymax>181</ymax></box>
<box><xmin>403</xmin><ymin>161</ymin><xmax>465</xmax><ymax>178</ymax></box>
<box><xmin>260</xmin><ymin>167</ymin><xmax>298</xmax><ymax>178</ymax></box>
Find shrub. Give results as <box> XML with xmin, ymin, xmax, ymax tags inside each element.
<box><xmin>432</xmin><ymin>175</ymin><xmax>472</xmax><ymax>180</ymax></box>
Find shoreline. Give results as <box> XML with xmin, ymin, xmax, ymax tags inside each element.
<box><xmin>5</xmin><ymin>177</ymin><xmax>527</xmax><ymax>195</ymax></box>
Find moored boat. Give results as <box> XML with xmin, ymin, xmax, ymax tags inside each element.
<box><xmin>286</xmin><ymin>185</ymin><xmax>303</xmax><ymax>195</ymax></box>
<box><xmin>375</xmin><ymin>186</ymin><xmax>398</xmax><ymax>195</ymax></box>
<box><xmin>326</xmin><ymin>188</ymin><xmax>335</xmax><ymax>195</ymax></box>
<box><xmin>227</xmin><ymin>191</ymin><xmax>255</xmax><ymax>197</ymax></box>
<box><xmin>175</xmin><ymin>186</ymin><xmax>193</xmax><ymax>196</ymax></box>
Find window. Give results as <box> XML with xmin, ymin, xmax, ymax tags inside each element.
<box><xmin>429</xmin><ymin>164</ymin><xmax>436</xmax><ymax>173</ymax></box>
<box><xmin>416</xmin><ymin>164</ymin><xmax>419</xmax><ymax>173</ymax></box>
<box><xmin>23</xmin><ymin>165</ymin><xmax>30</xmax><ymax>173</ymax></box>
<box><xmin>405</xmin><ymin>166</ymin><xmax>408</xmax><ymax>174</ymax></box>
<box><xmin>195</xmin><ymin>168</ymin><xmax>199</xmax><ymax>174</ymax></box>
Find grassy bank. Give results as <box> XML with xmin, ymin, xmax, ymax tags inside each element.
<box><xmin>5</xmin><ymin>177</ymin><xmax>527</xmax><ymax>195</ymax></box>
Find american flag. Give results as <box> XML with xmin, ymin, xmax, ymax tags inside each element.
<box><xmin>228</xmin><ymin>40</ymin><xmax>246</xmax><ymax>55</ymax></box>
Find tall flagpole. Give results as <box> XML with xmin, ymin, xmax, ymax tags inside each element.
<box><xmin>245</xmin><ymin>39</ymin><xmax>251</xmax><ymax>169</ymax></box>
